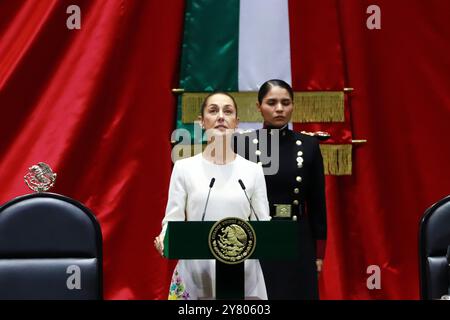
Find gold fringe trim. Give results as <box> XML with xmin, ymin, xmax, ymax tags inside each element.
<box><xmin>293</xmin><ymin>92</ymin><xmax>345</xmax><ymax>123</ymax></box>
<box><xmin>172</xmin><ymin>142</ymin><xmax>353</xmax><ymax>176</ymax></box>
<box><xmin>319</xmin><ymin>144</ymin><xmax>352</xmax><ymax>176</ymax></box>
<box><xmin>181</xmin><ymin>92</ymin><xmax>263</xmax><ymax>123</ymax></box>
<box><xmin>181</xmin><ymin>91</ymin><xmax>344</xmax><ymax>123</ymax></box>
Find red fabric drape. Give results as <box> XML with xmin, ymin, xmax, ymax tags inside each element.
<box><xmin>290</xmin><ymin>0</ymin><xmax>450</xmax><ymax>299</ymax></box>
<box><xmin>1</xmin><ymin>0</ymin><xmax>450</xmax><ymax>300</ymax></box>
<box><xmin>289</xmin><ymin>0</ymin><xmax>353</xmax><ymax>145</ymax></box>
<box><xmin>0</xmin><ymin>0</ymin><xmax>184</xmax><ymax>299</ymax></box>
<box><xmin>334</xmin><ymin>0</ymin><xmax>450</xmax><ymax>299</ymax></box>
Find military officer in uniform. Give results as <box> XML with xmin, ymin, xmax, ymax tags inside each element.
<box><xmin>233</xmin><ymin>79</ymin><xmax>327</xmax><ymax>300</ymax></box>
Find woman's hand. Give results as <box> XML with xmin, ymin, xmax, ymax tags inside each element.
<box><xmin>316</xmin><ymin>259</ymin><xmax>323</xmax><ymax>273</ymax></box>
<box><xmin>154</xmin><ymin>235</ymin><xmax>164</xmax><ymax>256</ymax></box>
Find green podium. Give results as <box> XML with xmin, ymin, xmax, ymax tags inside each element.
<box><xmin>164</xmin><ymin>220</ymin><xmax>299</xmax><ymax>300</ymax></box>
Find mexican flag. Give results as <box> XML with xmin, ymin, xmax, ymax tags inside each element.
<box><xmin>175</xmin><ymin>0</ymin><xmax>352</xmax><ymax>175</ymax></box>
<box><xmin>176</xmin><ymin>0</ymin><xmax>291</xmax><ymax>134</ymax></box>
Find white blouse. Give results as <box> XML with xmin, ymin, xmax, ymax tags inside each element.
<box><xmin>160</xmin><ymin>153</ymin><xmax>270</xmax><ymax>299</ymax></box>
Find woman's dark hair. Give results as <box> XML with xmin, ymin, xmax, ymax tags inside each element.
<box><xmin>200</xmin><ymin>91</ymin><xmax>238</xmax><ymax>117</ymax></box>
<box><xmin>257</xmin><ymin>79</ymin><xmax>294</xmax><ymax>104</ymax></box>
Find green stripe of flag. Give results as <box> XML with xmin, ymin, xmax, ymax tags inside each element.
<box><xmin>176</xmin><ymin>0</ymin><xmax>240</xmax><ymax>142</ymax></box>
<box><xmin>180</xmin><ymin>0</ymin><xmax>240</xmax><ymax>91</ymax></box>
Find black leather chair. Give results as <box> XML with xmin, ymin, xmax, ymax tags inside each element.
<box><xmin>419</xmin><ymin>195</ymin><xmax>450</xmax><ymax>300</ymax></box>
<box><xmin>0</xmin><ymin>193</ymin><xmax>103</xmax><ymax>299</ymax></box>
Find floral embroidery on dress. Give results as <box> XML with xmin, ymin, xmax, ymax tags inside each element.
<box><xmin>168</xmin><ymin>270</ymin><xmax>190</xmax><ymax>300</ymax></box>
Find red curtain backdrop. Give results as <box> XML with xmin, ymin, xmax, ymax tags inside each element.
<box><xmin>334</xmin><ymin>0</ymin><xmax>450</xmax><ymax>299</ymax></box>
<box><xmin>1</xmin><ymin>0</ymin><xmax>450</xmax><ymax>299</ymax></box>
<box><xmin>0</xmin><ymin>0</ymin><xmax>185</xmax><ymax>299</ymax></box>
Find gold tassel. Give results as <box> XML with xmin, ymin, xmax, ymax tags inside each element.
<box><xmin>319</xmin><ymin>144</ymin><xmax>352</xmax><ymax>175</ymax></box>
<box><xmin>171</xmin><ymin>142</ymin><xmax>352</xmax><ymax>176</ymax></box>
<box><xmin>181</xmin><ymin>91</ymin><xmax>344</xmax><ymax>123</ymax></box>
<box><xmin>293</xmin><ymin>92</ymin><xmax>345</xmax><ymax>123</ymax></box>
<box><xmin>182</xmin><ymin>93</ymin><xmax>206</xmax><ymax>123</ymax></box>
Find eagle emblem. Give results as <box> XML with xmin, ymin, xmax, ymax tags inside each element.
<box><xmin>209</xmin><ymin>217</ymin><xmax>256</xmax><ymax>264</ymax></box>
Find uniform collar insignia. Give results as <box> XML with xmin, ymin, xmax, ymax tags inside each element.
<box><xmin>262</xmin><ymin>124</ymin><xmax>290</xmax><ymax>136</ymax></box>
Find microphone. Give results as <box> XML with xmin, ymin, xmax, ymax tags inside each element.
<box><xmin>238</xmin><ymin>179</ymin><xmax>260</xmax><ymax>221</ymax></box>
<box><xmin>201</xmin><ymin>178</ymin><xmax>215</xmax><ymax>221</ymax></box>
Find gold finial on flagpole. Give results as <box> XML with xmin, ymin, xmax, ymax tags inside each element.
<box><xmin>352</xmin><ymin>139</ymin><xmax>367</xmax><ymax>144</ymax></box>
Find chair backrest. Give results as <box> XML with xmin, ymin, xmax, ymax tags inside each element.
<box><xmin>0</xmin><ymin>193</ymin><xmax>103</xmax><ymax>299</ymax></box>
<box><xmin>419</xmin><ymin>195</ymin><xmax>450</xmax><ymax>300</ymax></box>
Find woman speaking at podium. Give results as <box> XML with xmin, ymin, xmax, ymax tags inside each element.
<box><xmin>154</xmin><ymin>92</ymin><xmax>270</xmax><ymax>300</ymax></box>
